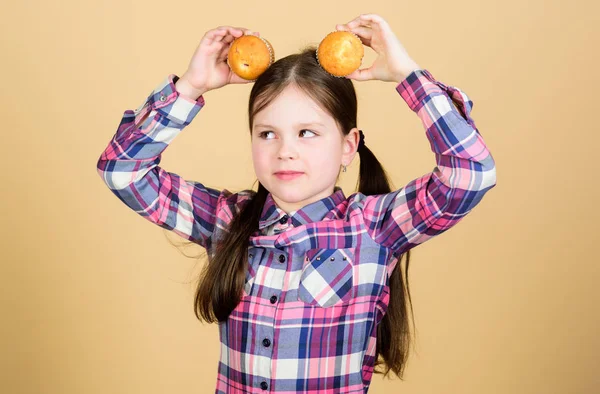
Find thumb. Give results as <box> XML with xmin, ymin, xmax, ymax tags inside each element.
<box><xmin>229</xmin><ymin>73</ymin><xmax>253</xmax><ymax>84</ymax></box>
<box><xmin>345</xmin><ymin>67</ymin><xmax>373</xmax><ymax>81</ymax></box>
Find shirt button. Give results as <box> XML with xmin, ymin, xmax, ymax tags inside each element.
<box><xmin>278</xmin><ymin>254</ymin><xmax>286</xmax><ymax>263</ymax></box>
<box><xmin>279</xmin><ymin>215</ymin><xmax>288</xmax><ymax>224</ymax></box>
<box><xmin>260</xmin><ymin>381</ymin><xmax>268</xmax><ymax>390</ymax></box>
<box><xmin>159</xmin><ymin>94</ymin><xmax>167</xmax><ymax>102</ymax></box>
<box><xmin>269</xmin><ymin>295</ymin><xmax>278</xmax><ymax>304</ymax></box>
<box><xmin>262</xmin><ymin>338</ymin><xmax>271</xmax><ymax>347</ymax></box>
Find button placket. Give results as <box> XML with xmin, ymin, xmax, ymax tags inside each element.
<box><xmin>254</xmin><ymin>249</ymin><xmax>276</xmax><ymax>383</ymax></box>
<box><xmin>256</xmin><ymin>327</ymin><xmax>273</xmax><ymax>391</ymax></box>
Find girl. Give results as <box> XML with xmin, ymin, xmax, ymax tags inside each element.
<box><xmin>97</xmin><ymin>14</ymin><xmax>496</xmax><ymax>394</ymax></box>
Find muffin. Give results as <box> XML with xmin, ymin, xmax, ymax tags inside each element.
<box><xmin>227</xmin><ymin>35</ymin><xmax>275</xmax><ymax>80</ymax></box>
<box><xmin>316</xmin><ymin>31</ymin><xmax>364</xmax><ymax>77</ymax></box>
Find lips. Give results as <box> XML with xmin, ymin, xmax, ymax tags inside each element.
<box><xmin>274</xmin><ymin>171</ymin><xmax>304</xmax><ymax>180</ymax></box>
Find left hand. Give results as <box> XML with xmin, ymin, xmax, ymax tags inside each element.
<box><xmin>336</xmin><ymin>14</ymin><xmax>421</xmax><ymax>83</ymax></box>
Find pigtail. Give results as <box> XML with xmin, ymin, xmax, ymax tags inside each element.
<box><xmin>356</xmin><ymin>140</ymin><xmax>415</xmax><ymax>379</ymax></box>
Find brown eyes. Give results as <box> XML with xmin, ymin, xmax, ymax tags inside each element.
<box><xmin>258</xmin><ymin>131</ymin><xmax>272</xmax><ymax>139</ymax></box>
<box><xmin>258</xmin><ymin>130</ymin><xmax>316</xmax><ymax>139</ymax></box>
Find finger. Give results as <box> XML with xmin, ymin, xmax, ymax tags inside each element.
<box><xmin>336</xmin><ymin>24</ymin><xmax>358</xmax><ymax>33</ymax></box>
<box><xmin>205</xmin><ymin>29</ymin><xmax>226</xmax><ymax>41</ymax></box>
<box><xmin>349</xmin><ymin>26</ymin><xmax>373</xmax><ymax>46</ymax></box>
<box><xmin>221</xmin><ymin>36</ymin><xmax>235</xmax><ymax>52</ymax></box>
<box><xmin>217</xmin><ymin>33</ymin><xmax>240</xmax><ymax>60</ymax></box>
<box><xmin>206</xmin><ymin>27</ymin><xmax>237</xmax><ymax>43</ymax></box>
<box><xmin>359</xmin><ymin>14</ymin><xmax>390</xmax><ymax>30</ymax></box>
<box><xmin>217</xmin><ymin>41</ymin><xmax>231</xmax><ymax>62</ymax></box>
<box><xmin>215</xmin><ymin>26</ymin><xmax>245</xmax><ymax>38</ymax></box>
<box><xmin>345</xmin><ymin>15</ymin><xmax>364</xmax><ymax>26</ymax></box>
<box><xmin>359</xmin><ymin>14</ymin><xmax>386</xmax><ymax>25</ymax></box>
<box><xmin>335</xmin><ymin>24</ymin><xmax>372</xmax><ymax>46</ymax></box>
<box><xmin>230</xmin><ymin>73</ymin><xmax>253</xmax><ymax>84</ymax></box>
<box><xmin>225</xmin><ymin>27</ymin><xmax>245</xmax><ymax>37</ymax></box>
<box><xmin>345</xmin><ymin>14</ymin><xmax>388</xmax><ymax>32</ymax></box>
<box><xmin>222</xmin><ymin>34</ymin><xmax>236</xmax><ymax>44</ymax></box>
<box><xmin>230</xmin><ymin>26</ymin><xmax>246</xmax><ymax>34</ymax></box>
<box><xmin>213</xmin><ymin>28</ymin><xmax>257</xmax><ymax>46</ymax></box>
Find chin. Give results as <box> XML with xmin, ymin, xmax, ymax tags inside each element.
<box><xmin>257</xmin><ymin>172</ymin><xmax>336</xmax><ymax>206</ymax></box>
<box><xmin>268</xmin><ymin>186</ymin><xmax>308</xmax><ymax>203</ymax></box>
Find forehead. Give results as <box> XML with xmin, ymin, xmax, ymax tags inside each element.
<box><xmin>253</xmin><ymin>85</ymin><xmax>336</xmax><ymax>129</ymax></box>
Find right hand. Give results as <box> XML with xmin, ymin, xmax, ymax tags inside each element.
<box><xmin>178</xmin><ymin>26</ymin><xmax>259</xmax><ymax>97</ymax></box>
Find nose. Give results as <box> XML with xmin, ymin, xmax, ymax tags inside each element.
<box><xmin>277</xmin><ymin>138</ymin><xmax>299</xmax><ymax>160</ymax></box>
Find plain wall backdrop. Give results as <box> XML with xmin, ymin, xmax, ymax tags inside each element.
<box><xmin>1</xmin><ymin>0</ymin><xmax>598</xmax><ymax>393</ymax></box>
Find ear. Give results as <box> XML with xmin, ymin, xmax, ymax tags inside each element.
<box><xmin>341</xmin><ymin>127</ymin><xmax>360</xmax><ymax>167</ymax></box>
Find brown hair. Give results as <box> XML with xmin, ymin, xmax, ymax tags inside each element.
<box><xmin>185</xmin><ymin>46</ymin><xmax>415</xmax><ymax>380</ymax></box>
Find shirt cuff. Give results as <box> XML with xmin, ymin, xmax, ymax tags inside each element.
<box><xmin>396</xmin><ymin>69</ymin><xmax>449</xmax><ymax>113</ymax></box>
<box><xmin>146</xmin><ymin>74</ymin><xmax>206</xmax><ymax>126</ymax></box>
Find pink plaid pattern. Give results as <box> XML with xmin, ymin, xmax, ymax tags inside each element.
<box><xmin>97</xmin><ymin>69</ymin><xmax>496</xmax><ymax>393</ymax></box>
<box><xmin>298</xmin><ymin>248</ymin><xmax>355</xmax><ymax>307</ymax></box>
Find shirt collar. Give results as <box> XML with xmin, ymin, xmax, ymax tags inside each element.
<box><xmin>258</xmin><ymin>186</ymin><xmax>346</xmax><ymax>230</ymax></box>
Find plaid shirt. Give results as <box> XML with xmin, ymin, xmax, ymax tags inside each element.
<box><xmin>97</xmin><ymin>69</ymin><xmax>496</xmax><ymax>393</ymax></box>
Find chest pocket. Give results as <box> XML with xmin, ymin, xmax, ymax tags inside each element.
<box><xmin>298</xmin><ymin>248</ymin><xmax>355</xmax><ymax>307</ymax></box>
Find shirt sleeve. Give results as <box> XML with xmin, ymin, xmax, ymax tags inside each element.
<box><xmin>362</xmin><ymin>69</ymin><xmax>497</xmax><ymax>255</ymax></box>
<box><xmin>96</xmin><ymin>74</ymin><xmax>235</xmax><ymax>250</ymax></box>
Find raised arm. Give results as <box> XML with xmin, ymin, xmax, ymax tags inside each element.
<box><xmin>96</xmin><ymin>74</ymin><xmax>235</xmax><ymax>249</ymax></box>
<box><xmin>337</xmin><ymin>14</ymin><xmax>496</xmax><ymax>254</ymax></box>
<box><xmin>362</xmin><ymin>68</ymin><xmax>497</xmax><ymax>254</ymax></box>
<box><xmin>97</xmin><ymin>26</ymin><xmax>259</xmax><ymax>249</ymax></box>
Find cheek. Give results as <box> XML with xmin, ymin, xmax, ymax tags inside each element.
<box><xmin>306</xmin><ymin>145</ymin><xmax>342</xmax><ymax>167</ymax></box>
<box><xmin>251</xmin><ymin>146</ymin><xmax>269</xmax><ymax>171</ymax></box>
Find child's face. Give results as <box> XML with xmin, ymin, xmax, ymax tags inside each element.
<box><xmin>251</xmin><ymin>84</ymin><xmax>358</xmax><ymax>214</ymax></box>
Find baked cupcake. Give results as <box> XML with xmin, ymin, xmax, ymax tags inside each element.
<box><xmin>227</xmin><ymin>35</ymin><xmax>275</xmax><ymax>80</ymax></box>
<box><xmin>316</xmin><ymin>31</ymin><xmax>364</xmax><ymax>77</ymax></box>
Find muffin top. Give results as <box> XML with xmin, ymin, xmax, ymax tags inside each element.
<box><xmin>227</xmin><ymin>35</ymin><xmax>274</xmax><ymax>80</ymax></box>
<box><xmin>317</xmin><ymin>31</ymin><xmax>364</xmax><ymax>77</ymax></box>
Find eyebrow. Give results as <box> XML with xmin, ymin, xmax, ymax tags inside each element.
<box><xmin>253</xmin><ymin>122</ymin><xmax>326</xmax><ymax>129</ymax></box>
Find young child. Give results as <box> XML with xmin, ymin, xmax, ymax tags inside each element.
<box><xmin>97</xmin><ymin>14</ymin><xmax>496</xmax><ymax>394</ymax></box>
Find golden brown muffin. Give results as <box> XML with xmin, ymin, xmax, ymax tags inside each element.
<box><xmin>227</xmin><ymin>35</ymin><xmax>275</xmax><ymax>80</ymax></box>
<box><xmin>316</xmin><ymin>31</ymin><xmax>364</xmax><ymax>77</ymax></box>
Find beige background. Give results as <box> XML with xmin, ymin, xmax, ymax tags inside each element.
<box><xmin>1</xmin><ymin>0</ymin><xmax>598</xmax><ymax>393</ymax></box>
